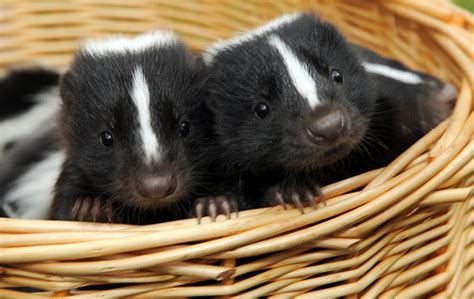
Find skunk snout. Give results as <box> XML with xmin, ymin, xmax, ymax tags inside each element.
<box><xmin>437</xmin><ymin>83</ymin><xmax>457</xmax><ymax>106</ymax></box>
<box><xmin>306</xmin><ymin>108</ymin><xmax>349</xmax><ymax>144</ymax></box>
<box><xmin>415</xmin><ymin>82</ymin><xmax>457</xmax><ymax>134</ymax></box>
<box><xmin>136</xmin><ymin>174</ymin><xmax>177</xmax><ymax>200</ymax></box>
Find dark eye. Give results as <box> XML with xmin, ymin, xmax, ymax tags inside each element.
<box><xmin>331</xmin><ymin>69</ymin><xmax>343</xmax><ymax>83</ymax></box>
<box><xmin>255</xmin><ymin>102</ymin><xmax>270</xmax><ymax>119</ymax></box>
<box><xmin>180</xmin><ymin>121</ymin><xmax>190</xmax><ymax>136</ymax></box>
<box><xmin>100</xmin><ymin>131</ymin><xmax>113</xmax><ymax>147</ymax></box>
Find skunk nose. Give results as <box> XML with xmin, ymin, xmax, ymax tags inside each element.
<box><xmin>307</xmin><ymin>110</ymin><xmax>347</xmax><ymax>143</ymax></box>
<box><xmin>438</xmin><ymin>83</ymin><xmax>457</xmax><ymax>105</ymax></box>
<box><xmin>137</xmin><ymin>175</ymin><xmax>176</xmax><ymax>199</ymax></box>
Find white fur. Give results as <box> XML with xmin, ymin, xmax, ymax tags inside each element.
<box><xmin>130</xmin><ymin>66</ymin><xmax>161</xmax><ymax>162</ymax></box>
<box><xmin>268</xmin><ymin>35</ymin><xmax>320</xmax><ymax>109</ymax></box>
<box><xmin>3</xmin><ymin>151</ymin><xmax>64</xmax><ymax>219</ymax></box>
<box><xmin>0</xmin><ymin>87</ymin><xmax>60</xmax><ymax>158</ymax></box>
<box><xmin>203</xmin><ymin>13</ymin><xmax>302</xmax><ymax>65</ymax></box>
<box><xmin>363</xmin><ymin>62</ymin><xmax>423</xmax><ymax>84</ymax></box>
<box><xmin>83</xmin><ymin>30</ymin><xmax>178</xmax><ymax>57</ymax></box>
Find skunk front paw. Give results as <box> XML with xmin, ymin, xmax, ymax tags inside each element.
<box><xmin>70</xmin><ymin>197</ymin><xmax>118</xmax><ymax>223</ymax></box>
<box><xmin>266</xmin><ymin>184</ymin><xmax>325</xmax><ymax>213</ymax></box>
<box><xmin>193</xmin><ymin>195</ymin><xmax>239</xmax><ymax>224</ymax></box>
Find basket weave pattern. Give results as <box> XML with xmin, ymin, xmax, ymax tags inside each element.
<box><xmin>0</xmin><ymin>0</ymin><xmax>473</xmax><ymax>297</ymax></box>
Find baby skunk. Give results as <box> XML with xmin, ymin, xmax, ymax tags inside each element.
<box><xmin>202</xmin><ymin>13</ymin><xmax>456</xmax><ymax>213</ymax></box>
<box><xmin>0</xmin><ymin>128</ymin><xmax>62</xmax><ymax>219</ymax></box>
<box><xmin>50</xmin><ymin>31</ymin><xmax>206</xmax><ymax>224</ymax></box>
<box><xmin>0</xmin><ymin>68</ymin><xmax>60</xmax><ymax>157</ymax></box>
<box><xmin>0</xmin><ymin>69</ymin><xmax>62</xmax><ymax>219</ymax></box>
<box><xmin>352</xmin><ymin>44</ymin><xmax>456</xmax><ymax>168</ymax></box>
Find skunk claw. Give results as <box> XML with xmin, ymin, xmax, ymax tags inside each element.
<box><xmin>269</xmin><ymin>183</ymin><xmax>325</xmax><ymax>214</ymax></box>
<box><xmin>70</xmin><ymin>197</ymin><xmax>114</xmax><ymax>223</ymax></box>
<box><xmin>194</xmin><ymin>195</ymin><xmax>239</xmax><ymax>224</ymax></box>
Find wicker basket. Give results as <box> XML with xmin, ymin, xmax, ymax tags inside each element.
<box><xmin>1</xmin><ymin>0</ymin><xmax>473</xmax><ymax>297</ymax></box>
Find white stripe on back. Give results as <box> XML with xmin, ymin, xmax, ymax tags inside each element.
<box><xmin>363</xmin><ymin>62</ymin><xmax>423</xmax><ymax>84</ymax></box>
<box><xmin>130</xmin><ymin>66</ymin><xmax>161</xmax><ymax>162</ymax></box>
<box><xmin>203</xmin><ymin>13</ymin><xmax>302</xmax><ymax>65</ymax></box>
<box><xmin>268</xmin><ymin>35</ymin><xmax>320</xmax><ymax>109</ymax></box>
<box><xmin>3</xmin><ymin>150</ymin><xmax>64</xmax><ymax>219</ymax></box>
<box><xmin>0</xmin><ymin>87</ymin><xmax>60</xmax><ymax>158</ymax></box>
<box><xmin>83</xmin><ymin>30</ymin><xmax>177</xmax><ymax>57</ymax></box>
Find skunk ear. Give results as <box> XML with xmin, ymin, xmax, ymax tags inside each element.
<box><xmin>192</xmin><ymin>54</ymin><xmax>206</xmax><ymax>71</ymax></box>
<box><xmin>59</xmin><ymin>71</ymin><xmax>76</xmax><ymax>107</ymax></box>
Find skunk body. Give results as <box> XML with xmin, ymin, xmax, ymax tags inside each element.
<box><xmin>0</xmin><ymin>68</ymin><xmax>60</xmax><ymax>157</ymax></box>
<box><xmin>353</xmin><ymin>44</ymin><xmax>456</xmax><ymax>168</ymax></box>
<box><xmin>0</xmin><ymin>69</ymin><xmax>62</xmax><ymax>218</ymax></box>
<box><xmin>0</xmin><ymin>129</ymin><xmax>62</xmax><ymax>218</ymax></box>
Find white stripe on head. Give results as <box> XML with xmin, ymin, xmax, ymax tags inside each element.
<box><xmin>130</xmin><ymin>66</ymin><xmax>161</xmax><ymax>163</ymax></box>
<box><xmin>83</xmin><ymin>30</ymin><xmax>178</xmax><ymax>57</ymax></box>
<box><xmin>362</xmin><ymin>62</ymin><xmax>423</xmax><ymax>84</ymax></box>
<box><xmin>203</xmin><ymin>13</ymin><xmax>302</xmax><ymax>65</ymax></box>
<box><xmin>3</xmin><ymin>151</ymin><xmax>64</xmax><ymax>219</ymax></box>
<box><xmin>268</xmin><ymin>35</ymin><xmax>320</xmax><ymax>109</ymax></box>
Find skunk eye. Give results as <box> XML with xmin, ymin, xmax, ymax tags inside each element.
<box><xmin>255</xmin><ymin>102</ymin><xmax>270</xmax><ymax>119</ymax></box>
<box><xmin>331</xmin><ymin>69</ymin><xmax>343</xmax><ymax>83</ymax></box>
<box><xmin>180</xmin><ymin>121</ymin><xmax>190</xmax><ymax>136</ymax></box>
<box><xmin>100</xmin><ymin>131</ymin><xmax>113</xmax><ymax>147</ymax></box>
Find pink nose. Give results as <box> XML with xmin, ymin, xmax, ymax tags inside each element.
<box><xmin>136</xmin><ymin>176</ymin><xmax>176</xmax><ymax>199</ymax></box>
<box><xmin>438</xmin><ymin>83</ymin><xmax>457</xmax><ymax>105</ymax></box>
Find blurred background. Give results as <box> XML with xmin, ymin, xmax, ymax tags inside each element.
<box><xmin>454</xmin><ymin>0</ymin><xmax>474</xmax><ymax>12</ymax></box>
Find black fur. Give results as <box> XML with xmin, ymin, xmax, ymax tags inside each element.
<box><xmin>204</xmin><ymin>13</ymin><xmax>454</xmax><ymax>210</ymax></box>
<box><xmin>206</xmin><ymin>14</ymin><xmax>373</xmax><ymax>174</ymax></box>
<box><xmin>50</xmin><ymin>35</ymin><xmax>207</xmax><ymax>224</ymax></box>
<box><xmin>0</xmin><ymin>68</ymin><xmax>59</xmax><ymax>120</ymax></box>
<box><xmin>0</xmin><ymin>68</ymin><xmax>60</xmax><ymax>155</ymax></box>
<box><xmin>0</xmin><ymin>128</ymin><xmax>60</xmax><ymax>218</ymax></box>
<box><xmin>204</xmin><ymin>13</ymin><xmax>375</xmax><ymax>208</ymax></box>
<box><xmin>0</xmin><ymin>68</ymin><xmax>61</xmax><ymax>218</ymax></box>
<box><xmin>351</xmin><ymin>44</ymin><xmax>455</xmax><ymax>166</ymax></box>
